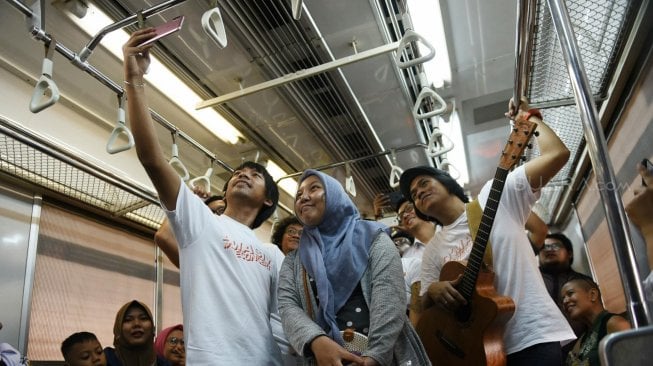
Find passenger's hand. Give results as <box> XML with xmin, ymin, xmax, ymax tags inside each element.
<box><xmin>192</xmin><ymin>185</ymin><xmax>210</xmax><ymax>200</ymax></box>
<box><xmin>426</xmin><ymin>275</ymin><xmax>466</xmax><ymax>310</ymax></box>
<box><xmin>310</xmin><ymin>336</ymin><xmax>364</xmax><ymax>366</ymax></box>
<box><xmin>506</xmin><ymin>96</ymin><xmax>531</xmax><ymax>118</ymax></box>
<box><xmin>626</xmin><ymin>163</ymin><xmax>653</xmax><ymax>236</ymax></box>
<box><xmin>122</xmin><ymin>28</ymin><xmax>156</xmax><ymax>81</ymax></box>
<box><xmin>361</xmin><ymin>356</ymin><xmax>380</xmax><ymax>366</ymax></box>
<box><xmin>373</xmin><ymin>193</ymin><xmax>390</xmax><ymax>218</ymax></box>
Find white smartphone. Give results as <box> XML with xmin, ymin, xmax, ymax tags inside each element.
<box><xmin>138</xmin><ymin>15</ymin><xmax>185</xmax><ymax>47</ymax></box>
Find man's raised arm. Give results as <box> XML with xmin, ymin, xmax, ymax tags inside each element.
<box><xmin>510</xmin><ymin>98</ymin><xmax>570</xmax><ymax>191</ymax></box>
<box><xmin>122</xmin><ymin>29</ymin><xmax>181</xmax><ymax>210</ymax></box>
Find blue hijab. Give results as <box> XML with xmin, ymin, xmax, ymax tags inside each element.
<box><xmin>297</xmin><ymin>170</ymin><xmax>385</xmax><ymax>344</ymax></box>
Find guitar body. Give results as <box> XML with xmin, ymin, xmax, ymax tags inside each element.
<box><xmin>416</xmin><ymin>261</ymin><xmax>515</xmax><ymax>366</ymax></box>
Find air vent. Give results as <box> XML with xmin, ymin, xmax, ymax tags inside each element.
<box><xmin>473</xmin><ymin>100</ymin><xmax>509</xmax><ymax>125</ymax></box>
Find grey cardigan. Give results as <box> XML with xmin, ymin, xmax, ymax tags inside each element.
<box><xmin>278</xmin><ymin>232</ymin><xmax>431</xmax><ymax>366</ymax></box>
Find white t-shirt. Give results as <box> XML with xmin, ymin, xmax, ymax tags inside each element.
<box><xmin>402</xmin><ymin>257</ymin><xmax>422</xmax><ymax>307</ymax></box>
<box><xmin>402</xmin><ymin>239</ymin><xmax>427</xmax><ymax>259</ymax></box>
<box><xmin>419</xmin><ymin>166</ymin><xmax>575</xmax><ymax>354</ymax></box>
<box><xmin>165</xmin><ymin>182</ymin><xmax>282</xmax><ymax>365</ymax></box>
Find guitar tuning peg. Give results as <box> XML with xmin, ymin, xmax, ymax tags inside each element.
<box><xmin>533</xmin><ymin>131</ymin><xmax>540</xmax><ymax>137</ymax></box>
<box><xmin>520</xmin><ymin>156</ymin><xmax>527</xmax><ymax>161</ymax></box>
<box><xmin>527</xmin><ymin>143</ymin><xmax>533</xmax><ymax>149</ymax></box>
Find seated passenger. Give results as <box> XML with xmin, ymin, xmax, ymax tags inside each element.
<box><xmin>561</xmin><ymin>276</ymin><xmax>631</xmax><ymax>366</ymax></box>
<box><xmin>60</xmin><ymin>332</ymin><xmax>106</xmax><ymax>366</ymax></box>
<box><xmin>278</xmin><ymin>170</ymin><xmax>430</xmax><ymax>365</ymax></box>
<box><xmin>154</xmin><ymin>325</ymin><xmax>184</xmax><ymax>366</ymax></box>
<box><xmin>105</xmin><ymin>300</ymin><xmax>168</xmax><ymax>366</ymax></box>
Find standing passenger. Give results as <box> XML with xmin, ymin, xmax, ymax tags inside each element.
<box><xmin>122</xmin><ymin>29</ymin><xmax>282</xmax><ymax>365</ymax></box>
<box><xmin>278</xmin><ymin>170</ymin><xmax>430</xmax><ymax>366</ymax></box>
<box><xmin>400</xmin><ymin>98</ymin><xmax>575</xmax><ymax>365</ymax></box>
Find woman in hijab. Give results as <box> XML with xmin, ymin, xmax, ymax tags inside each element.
<box><xmin>154</xmin><ymin>325</ymin><xmax>184</xmax><ymax>366</ymax></box>
<box><xmin>278</xmin><ymin>170</ymin><xmax>430</xmax><ymax>366</ymax></box>
<box><xmin>105</xmin><ymin>300</ymin><xmax>169</xmax><ymax>366</ymax></box>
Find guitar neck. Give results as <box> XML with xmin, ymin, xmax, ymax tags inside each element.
<box><xmin>458</xmin><ymin>167</ymin><xmax>510</xmax><ymax>300</ymax></box>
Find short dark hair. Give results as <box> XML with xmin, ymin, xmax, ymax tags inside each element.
<box><xmin>564</xmin><ymin>274</ymin><xmax>601</xmax><ymax>298</ymax></box>
<box><xmin>204</xmin><ymin>195</ymin><xmax>223</xmax><ymax>206</ymax></box>
<box><xmin>61</xmin><ymin>332</ymin><xmax>100</xmax><ymax>361</ymax></box>
<box><xmin>225</xmin><ymin>161</ymin><xmax>279</xmax><ymax>229</ymax></box>
<box><xmin>545</xmin><ymin>232</ymin><xmax>574</xmax><ymax>264</ymax></box>
<box><xmin>399</xmin><ymin>166</ymin><xmax>468</xmax><ymax>225</ymax></box>
<box><xmin>270</xmin><ymin>216</ymin><xmax>302</xmax><ymax>250</ymax></box>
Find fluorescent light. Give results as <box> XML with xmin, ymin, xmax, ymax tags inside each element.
<box><xmin>71</xmin><ymin>4</ymin><xmax>242</xmax><ymax>144</ymax></box>
<box><xmin>265</xmin><ymin>160</ymin><xmax>298</xmax><ymax>197</ymax></box>
<box><xmin>406</xmin><ymin>0</ymin><xmax>451</xmax><ymax>88</ymax></box>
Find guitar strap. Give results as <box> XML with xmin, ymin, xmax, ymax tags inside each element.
<box><xmin>465</xmin><ymin>199</ymin><xmax>494</xmax><ymax>271</ymax></box>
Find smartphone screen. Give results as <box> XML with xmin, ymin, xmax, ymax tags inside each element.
<box><xmin>138</xmin><ymin>15</ymin><xmax>185</xmax><ymax>47</ymax></box>
<box><xmin>642</xmin><ymin>158</ymin><xmax>652</xmax><ymax>187</ymax></box>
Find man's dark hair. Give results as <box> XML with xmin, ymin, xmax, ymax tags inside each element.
<box><xmin>399</xmin><ymin>166</ymin><xmax>468</xmax><ymax>225</ymax></box>
<box><xmin>225</xmin><ymin>161</ymin><xmax>279</xmax><ymax>229</ymax></box>
<box><xmin>270</xmin><ymin>216</ymin><xmax>302</xmax><ymax>250</ymax></box>
<box><xmin>565</xmin><ymin>273</ymin><xmax>600</xmax><ymax>298</ymax></box>
<box><xmin>61</xmin><ymin>331</ymin><xmax>99</xmax><ymax>360</ymax></box>
<box><xmin>546</xmin><ymin>232</ymin><xmax>574</xmax><ymax>265</ymax></box>
<box><xmin>204</xmin><ymin>195</ymin><xmax>223</xmax><ymax>206</ymax></box>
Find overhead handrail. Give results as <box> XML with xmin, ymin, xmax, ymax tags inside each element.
<box><xmin>291</xmin><ymin>0</ymin><xmax>303</xmax><ymax>20</ymax></box>
<box><xmin>189</xmin><ymin>162</ymin><xmax>214</xmax><ymax>193</ymax></box>
<box><xmin>394</xmin><ymin>30</ymin><xmax>436</xmax><ymax>69</ymax></box>
<box><xmin>29</xmin><ymin>37</ymin><xmax>60</xmax><ymax>113</ymax></box>
<box><xmin>426</xmin><ymin>127</ymin><xmax>454</xmax><ymax>158</ymax></box>
<box><xmin>202</xmin><ymin>4</ymin><xmax>228</xmax><ymax>49</ymax></box>
<box><xmin>76</xmin><ymin>0</ymin><xmax>187</xmax><ymax>64</ymax></box>
<box><xmin>275</xmin><ymin>142</ymin><xmax>426</xmax><ymax>183</ymax></box>
<box><xmin>388</xmin><ymin>149</ymin><xmax>404</xmax><ymax>188</ymax></box>
<box><xmin>345</xmin><ymin>163</ymin><xmax>356</xmax><ymax>197</ymax></box>
<box><xmin>106</xmin><ymin>95</ymin><xmax>135</xmax><ymax>154</ymax></box>
<box><xmin>512</xmin><ymin>0</ymin><xmax>537</xmax><ymax>113</ymax></box>
<box><xmin>169</xmin><ymin>132</ymin><xmax>189</xmax><ymax>181</ymax></box>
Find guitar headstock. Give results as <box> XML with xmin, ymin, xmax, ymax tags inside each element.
<box><xmin>499</xmin><ymin>115</ymin><xmax>538</xmax><ymax>170</ymax></box>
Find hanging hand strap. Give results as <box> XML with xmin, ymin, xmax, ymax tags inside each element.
<box><xmin>427</xmin><ymin>127</ymin><xmax>454</xmax><ymax>158</ymax></box>
<box><xmin>345</xmin><ymin>163</ymin><xmax>356</xmax><ymax>197</ymax></box>
<box><xmin>395</xmin><ymin>30</ymin><xmax>436</xmax><ymax>69</ymax></box>
<box><xmin>202</xmin><ymin>5</ymin><xmax>228</xmax><ymax>49</ymax></box>
<box><xmin>106</xmin><ymin>95</ymin><xmax>135</xmax><ymax>154</ymax></box>
<box><xmin>413</xmin><ymin>86</ymin><xmax>447</xmax><ymax>120</ymax></box>
<box><xmin>388</xmin><ymin>149</ymin><xmax>403</xmax><ymax>188</ymax></box>
<box><xmin>30</xmin><ymin>37</ymin><xmax>60</xmax><ymax>113</ymax></box>
<box><xmin>189</xmin><ymin>166</ymin><xmax>213</xmax><ymax>193</ymax></box>
<box><xmin>169</xmin><ymin>133</ymin><xmax>190</xmax><ymax>181</ymax></box>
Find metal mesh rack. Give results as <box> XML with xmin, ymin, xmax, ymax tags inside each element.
<box><xmin>527</xmin><ymin>0</ymin><xmax>635</xmax><ymax>221</ymax></box>
<box><xmin>0</xmin><ymin>117</ymin><xmax>163</xmax><ymax>229</ymax></box>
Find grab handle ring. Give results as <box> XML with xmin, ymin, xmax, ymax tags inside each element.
<box><xmin>106</xmin><ymin>96</ymin><xmax>135</xmax><ymax>154</ymax></box>
<box><xmin>30</xmin><ymin>37</ymin><xmax>60</xmax><ymax>113</ymax></box>
<box><xmin>395</xmin><ymin>30</ymin><xmax>435</xmax><ymax>69</ymax></box>
<box><xmin>202</xmin><ymin>7</ymin><xmax>228</xmax><ymax>49</ymax></box>
<box><xmin>413</xmin><ymin>87</ymin><xmax>447</xmax><ymax>120</ymax></box>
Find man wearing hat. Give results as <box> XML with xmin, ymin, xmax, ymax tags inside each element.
<box><xmin>399</xmin><ymin>99</ymin><xmax>575</xmax><ymax>365</ymax></box>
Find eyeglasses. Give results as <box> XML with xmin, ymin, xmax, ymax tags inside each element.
<box><xmin>543</xmin><ymin>242</ymin><xmax>564</xmax><ymax>251</ymax></box>
<box><xmin>285</xmin><ymin>228</ymin><xmax>303</xmax><ymax>237</ymax></box>
<box><xmin>212</xmin><ymin>206</ymin><xmax>225</xmax><ymax>215</ymax></box>
<box><xmin>397</xmin><ymin>204</ymin><xmax>415</xmax><ymax>220</ymax></box>
<box><xmin>168</xmin><ymin>337</ymin><xmax>184</xmax><ymax>347</ymax></box>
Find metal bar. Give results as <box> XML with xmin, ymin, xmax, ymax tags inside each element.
<box><xmin>78</xmin><ymin>0</ymin><xmax>187</xmax><ymax>62</ymax></box>
<box><xmin>0</xmin><ymin>118</ymin><xmax>159</xmax><ymax>205</ymax></box>
<box><xmin>7</xmin><ymin>0</ymin><xmax>33</xmax><ymax>17</ymax></box>
<box><xmin>149</xmin><ymin>110</ymin><xmax>233</xmax><ymax>173</ymax></box>
<box><xmin>513</xmin><ymin>0</ymin><xmax>537</xmax><ymax>109</ymax></box>
<box><xmin>196</xmin><ymin>40</ymin><xmax>401</xmax><ymax>109</ymax></box>
<box><xmin>18</xmin><ymin>195</ymin><xmax>42</xmax><ymax>357</ymax></box>
<box><xmin>532</xmin><ymin>95</ymin><xmax>606</xmax><ymax>110</ymax></box>
<box><xmin>276</xmin><ymin>142</ymin><xmax>427</xmax><ymax>182</ymax></box>
<box><xmin>547</xmin><ymin>0</ymin><xmax>650</xmax><ymax>327</ymax></box>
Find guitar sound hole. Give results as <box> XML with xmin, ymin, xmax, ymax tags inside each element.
<box><xmin>455</xmin><ymin>304</ymin><xmax>472</xmax><ymax>323</ymax></box>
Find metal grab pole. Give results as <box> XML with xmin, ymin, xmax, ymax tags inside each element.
<box><xmin>513</xmin><ymin>0</ymin><xmax>538</xmax><ymax>110</ymax></box>
<box><xmin>547</xmin><ymin>0</ymin><xmax>650</xmax><ymax>327</ymax></box>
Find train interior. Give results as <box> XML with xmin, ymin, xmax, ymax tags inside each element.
<box><xmin>0</xmin><ymin>0</ymin><xmax>652</xmax><ymax>364</ymax></box>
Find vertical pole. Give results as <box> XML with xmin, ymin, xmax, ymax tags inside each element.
<box><xmin>547</xmin><ymin>0</ymin><xmax>650</xmax><ymax>327</ymax></box>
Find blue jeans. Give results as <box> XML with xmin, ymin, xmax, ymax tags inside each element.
<box><xmin>507</xmin><ymin>342</ymin><xmax>563</xmax><ymax>366</ymax></box>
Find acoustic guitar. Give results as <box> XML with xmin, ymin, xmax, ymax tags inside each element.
<box><xmin>416</xmin><ymin>115</ymin><xmax>538</xmax><ymax>365</ymax></box>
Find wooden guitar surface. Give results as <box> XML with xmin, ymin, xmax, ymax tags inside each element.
<box><xmin>416</xmin><ymin>261</ymin><xmax>515</xmax><ymax>366</ymax></box>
